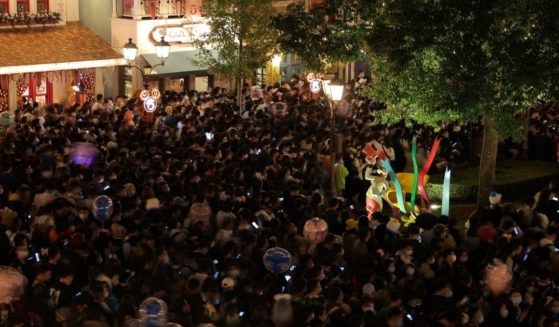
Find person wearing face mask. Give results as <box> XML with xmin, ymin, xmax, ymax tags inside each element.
<box><xmin>466</xmin><ymin>305</ymin><xmax>485</xmax><ymax>326</ymax></box>
<box><xmin>549</xmin><ymin>299</ymin><xmax>559</xmax><ymax>319</ymax></box>
<box><xmin>380</xmin><ymin>307</ymin><xmax>404</xmax><ymax>327</ymax></box>
<box><xmin>508</xmin><ymin>290</ymin><xmax>534</xmax><ymax>325</ymax></box>
<box><xmin>29</xmin><ymin>264</ymin><xmax>54</xmax><ymax>322</ymax></box>
<box><xmin>426</xmin><ymin>279</ymin><xmax>454</xmax><ymax>314</ymax></box>
<box><xmin>438</xmin><ymin>248</ymin><xmax>458</xmax><ymax>279</ymax></box>
<box><xmin>81</xmin><ymin>280</ymin><xmax>114</xmax><ymax>324</ymax></box>
<box><xmin>301</xmin><ymin>279</ymin><xmax>324</xmax><ymax>325</ymax></box>
<box><xmin>152</xmin><ymin>248</ymin><xmax>174</xmax><ymax>285</ymax></box>
<box><xmin>361</xmin><ymin>296</ymin><xmax>377</xmax><ymax>326</ymax></box>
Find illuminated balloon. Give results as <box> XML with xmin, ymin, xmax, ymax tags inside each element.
<box><xmin>139</xmin><ymin>297</ymin><xmax>168</xmax><ymax>326</ymax></box>
<box><xmin>71</xmin><ymin>142</ymin><xmax>98</xmax><ymax>167</ymax></box>
<box><xmin>0</xmin><ymin>266</ymin><xmax>25</xmax><ymax>303</ymax></box>
<box><xmin>485</xmin><ymin>261</ymin><xmax>512</xmax><ymax>295</ymax></box>
<box><xmin>92</xmin><ymin>195</ymin><xmax>113</xmax><ymax>222</ymax></box>
<box><xmin>263</xmin><ymin>247</ymin><xmax>292</xmax><ymax>274</ymax></box>
<box><xmin>303</xmin><ymin>218</ymin><xmax>328</xmax><ymax>244</ymax></box>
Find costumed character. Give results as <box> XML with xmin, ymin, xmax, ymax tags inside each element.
<box><xmin>363</xmin><ymin>143</ymin><xmax>390</xmax><ymax>220</ymax></box>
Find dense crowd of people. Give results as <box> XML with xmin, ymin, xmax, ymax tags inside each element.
<box><xmin>0</xmin><ymin>75</ymin><xmax>559</xmax><ymax>327</ymax></box>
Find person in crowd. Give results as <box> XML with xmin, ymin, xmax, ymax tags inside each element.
<box><xmin>0</xmin><ymin>81</ymin><xmax>557</xmax><ymax>327</ymax></box>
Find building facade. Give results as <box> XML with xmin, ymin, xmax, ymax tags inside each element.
<box><xmin>0</xmin><ymin>0</ymin><xmax>124</xmax><ymax>112</ymax></box>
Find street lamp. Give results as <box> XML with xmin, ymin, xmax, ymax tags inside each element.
<box><xmin>122</xmin><ymin>38</ymin><xmax>138</xmax><ymax>62</ymax></box>
<box><xmin>122</xmin><ymin>37</ymin><xmax>171</xmax><ymax>88</ymax></box>
<box><xmin>324</xmin><ymin>76</ymin><xmax>344</xmax><ymax>194</ymax></box>
<box><xmin>272</xmin><ymin>54</ymin><xmax>281</xmax><ymax>68</ymax></box>
<box><xmin>328</xmin><ymin>77</ymin><xmax>344</xmax><ymax>103</ymax></box>
<box><xmin>154</xmin><ymin>37</ymin><xmax>171</xmax><ymax>61</ymax></box>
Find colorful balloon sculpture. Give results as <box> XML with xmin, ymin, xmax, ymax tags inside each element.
<box><xmin>92</xmin><ymin>195</ymin><xmax>113</xmax><ymax>222</ymax></box>
<box><xmin>303</xmin><ymin>218</ymin><xmax>328</xmax><ymax>244</ymax></box>
<box><xmin>263</xmin><ymin>247</ymin><xmax>292</xmax><ymax>274</ymax></box>
<box><xmin>363</xmin><ymin>144</ymin><xmax>390</xmax><ymax>220</ymax></box>
<box><xmin>362</xmin><ymin>136</ymin><xmax>441</xmax><ymax>221</ymax></box>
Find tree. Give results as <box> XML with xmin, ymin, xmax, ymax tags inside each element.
<box><xmin>194</xmin><ymin>0</ymin><xmax>277</xmax><ymax>105</ymax></box>
<box><xmin>271</xmin><ymin>0</ymin><xmax>371</xmax><ymax>72</ymax></box>
<box><xmin>364</xmin><ymin>0</ymin><xmax>559</xmax><ymax>206</ymax></box>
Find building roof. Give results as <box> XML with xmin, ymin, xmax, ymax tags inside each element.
<box><xmin>0</xmin><ymin>22</ymin><xmax>124</xmax><ymax>74</ymax></box>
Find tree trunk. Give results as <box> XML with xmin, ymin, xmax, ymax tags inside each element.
<box><xmin>236</xmin><ymin>27</ymin><xmax>243</xmax><ymax>108</ymax></box>
<box><xmin>477</xmin><ymin>117</ymin><xmax>499</xmax><ymax>207</ymax></box>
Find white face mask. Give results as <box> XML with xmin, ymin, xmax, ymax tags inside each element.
<box><xmin>388</xmin><ymin>266</ymin><xmax>395</xmax><ymax>273</ymax></box>
<box><xmin>102</xmin><ymin>289</ymin><xmax>109</xmax><ymax>300</ymax></box>
<box><xmin>511</xmin><ymin>297</ymin><xmax>522</xmax><ymax>305</ymax></box>
<box><xmin>362</xmin><ymin>305</ymin><xmax>374</xmax><ymax>313</ymax></box>
<box><xmin>478</xmin><ymin>314</ymin><xmax>484</xmax><ymax>324</ymax></box>
<box><xmin>406</xmin><ymin>268</ymin><xmax>415</xmax><ymax>276</ymax></box>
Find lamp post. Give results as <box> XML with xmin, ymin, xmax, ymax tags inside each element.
<box><xmin>122</xmin><ymin>37</ymin><xmax>171</xmax><ymax>89</ymax></box>
<box><xmin>324</xmin><ymin>76</ymin><xmax>344</xmax><ymax>194</ymax></box>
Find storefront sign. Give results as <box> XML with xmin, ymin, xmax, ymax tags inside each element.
<box><xmin>150</xmin><ymin>23</ymin><xmax>210</xmax><ymax>45</ymax></box>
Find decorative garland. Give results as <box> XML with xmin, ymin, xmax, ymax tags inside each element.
<box><xmin>16</xmin><ymin>79</ymin><xmax>28</xmax><ymax>96</ymax></box>
<box><xmin>0</xmin><ymin>86</ymin><xmax>7</xmax><ymax>112</ymax></box>
<box><xmin>16</xmin><ymin>78</ymin><xmax>29</xmax><ymax>110</ymax></box>
<box><xmin>80</xmin><ymin>73</ymin><xmax>95</xmax><ymax>103</ymax></box>
<box><xmin>0</xmin><ymin>12</ymin><xmax>61</xmax><ymax>26</ymax></box>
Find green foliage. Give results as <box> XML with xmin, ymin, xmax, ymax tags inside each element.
<box><xmin>272</xmin><ymin>0</ymin><xmax>370</xmax><ymax>72</ymax></box>
<box><xmin>364</xmin><ymin>0</ymin><xmax>559</xmax><ymax>141</ymax></box>
<box><xmin>194</xmin><ymin>0</ymin><xmax>277</xmax><ymax>79</ymax></box>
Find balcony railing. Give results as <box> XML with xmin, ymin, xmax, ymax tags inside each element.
<box><xmin>0</xmin><ymin>11</ymin><xmax>60</xmax><ymax>26</ymax></box>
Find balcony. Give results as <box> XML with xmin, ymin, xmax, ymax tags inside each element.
<box><xmin>114</xmin><ymin>0</ymin><xmax>203</xmax><ymax>20</ymax></box>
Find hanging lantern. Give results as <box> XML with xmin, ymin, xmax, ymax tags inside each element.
<box><xmin>303</xmin><ymin>218</ymin><xmax>328</xmax><ymax>244</ymax></box>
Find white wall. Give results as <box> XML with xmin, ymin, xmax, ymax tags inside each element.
<box><xmin>65</xmin><ymin>0</ymin><xmax>79</xmax><ymax>21</ymax></box>
<box><xmin>111</xmin><ymin>17</ymin><xmax>206</xmax><ymax>55</ymax></box>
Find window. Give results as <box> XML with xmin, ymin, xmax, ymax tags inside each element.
<box><xmin>37</xmin><ymin>0</ymin><xmax>49</xmax><ymax>12</ymax></box>
<box><xmin>16</xmin><ymin>0</ymin><xmax>29</xmax><ymax>13</ymax></box>
<box><xmin>143</xmin><ymin>0</ymin><xmax>159</xmax><ymax>17</ymax></box>
<box><xmin>0</xmin><ymin>0</ymin><xmax>9</xmax><ymax>14</ymax></box>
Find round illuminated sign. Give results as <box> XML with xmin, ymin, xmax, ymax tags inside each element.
<box><xmin>140</xmin><ymin>90</ymin><xmax>150</xmax><ymax>101</ymax></box>
<box><xmin>306</xmin><ymin>73</ymin><xmax>315</xmax><ymax>82</ymax></box>
<box><xmin>152</xmin><ymin>89</ymin><xmax>161</xmax><ymax>99</ymax></box>
<box><xmin>144</xmin><ymin>97</ymin><xmax>157</xmax><ymax>113</ymax></box>
<box><xmin>310</xmin><ymin>79</ymin><xmax>321</xmax><ymax>94</ymax></box>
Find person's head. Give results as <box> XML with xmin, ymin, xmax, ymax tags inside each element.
<box><xmin>34</xmin><ymin>265</ymin><xmax>52</xmax><ymax>284</ymax></box>
<box><xmin>510</xmin><ymin>290</ymin><xmax>522</xmax><ymax>306</ymax></box>
<box><xmin>47</xmin><ymin>247</ymin><xmax>60</xmax><ymax>263</ymax></box>
<box><xmin>58</xmin><ymin>266</ymin><xmax>74</xmax><ymax>286</ymax></box>
<box><xmin>468</xmin><ymin>305</ymin><xmax>484</xmax><ymax>325</ymax></box>
<box><xmin>326</xmin><ymin>286</ymin><xmax>343</xmax><ymax>303</ymax></box>
<box><xmin>385</xmin><ymin>307</ymin><xmax>403</xmax><ymax>327</ymax></box>
<box><xmin>443</xmin><ymin>248</ymin><xmax>456</xmax><ymax>264</ymax></box>
<box><xmin>96</xmin><ymin>94</ymin><xmax>103</xmax><ymax>102</ymax></box>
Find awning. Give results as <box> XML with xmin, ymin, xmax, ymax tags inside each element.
<box><xmin>0</xmin><ymin>22</ymin><xmax>125</xmax><ymax>75</ymax></box>
<box><xmin>142</xmin><ymin>50</ymin><xmax>211</xmax><ymax>76</ymax></box>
